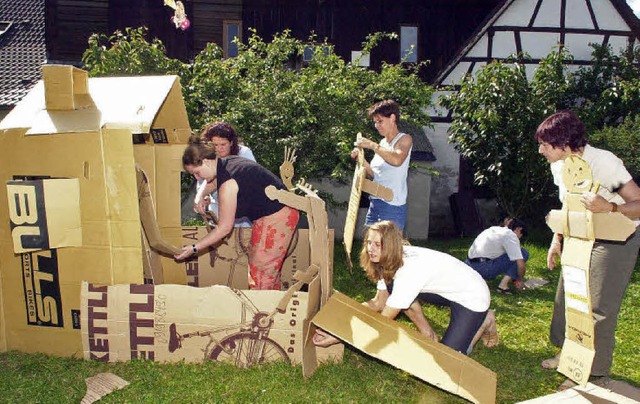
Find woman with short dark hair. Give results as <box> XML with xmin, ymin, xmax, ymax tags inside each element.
<box><xmin>536</xmin><ymin>110</ymin><xmax>640</xmax><ymax>389</ymax></box>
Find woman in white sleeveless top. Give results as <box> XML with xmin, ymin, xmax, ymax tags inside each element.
<box><xmin>351</xmin><ymin>100</ymin><xmax>412</xmax><ymax>230</ymax></box>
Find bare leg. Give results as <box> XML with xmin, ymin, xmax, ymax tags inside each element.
<box><xmin>498</xmin><ymin>276</ymin><xmax>512</xmax><ymax>290</ymax></box>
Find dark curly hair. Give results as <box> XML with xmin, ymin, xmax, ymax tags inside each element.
<box><xmin>199</xmin><ymin>121</ymin><xmax>241</xmax><ymax>155</ymax></box>
<box><xmin>367</xmin><ymin>99</ymin><xmax>401</xmax><ymax>122</ymax></box>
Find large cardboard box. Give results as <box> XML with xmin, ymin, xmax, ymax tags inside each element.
<box><xmin>0</xmin><ymin>65</ymin><xmax>191</xmax><ymax>355</ymax></box>
<box><xmin>0</xmin><ymin>66</ymin><xmax>339</xmax><ymax>371</ymax></box>
<box><xmin>80</xmin><ymin>278</ymin><xmax>341</xmax><ymax>366</ymax></box>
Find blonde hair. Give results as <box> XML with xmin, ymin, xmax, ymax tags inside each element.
<box><xmin>359</xmin><ymin>221</ymin><xmax>407</xmax><ymax>285</ymax></box>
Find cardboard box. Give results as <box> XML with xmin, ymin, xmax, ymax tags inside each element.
<box><xmin>0</xmin><ymin>65</ymin><xmax>191</xmax><ymax>355</ymax></box>
<box><xmin>80</xmin><ymin>278</ymin><xmax>345</xmax><ymax>366</ymax></box>
<box><xmin>0</xmin><ymin>65</ymin><xmax>339</xmax><ymax>371</ymax></box>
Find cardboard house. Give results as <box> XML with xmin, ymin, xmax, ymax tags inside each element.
<box><xmin>0</xmin><ymin>65</ymin><xmax>329</xmax><ymax>363</ymax></box>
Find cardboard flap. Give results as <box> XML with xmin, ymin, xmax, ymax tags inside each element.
<box><xmin>312</xmin><ymin>291</ymin><xmax>496</xmax><ymax>404</ymax></box>
<box><xmin>136</xmin><ymin>165</ymin><xmax>181</xmax><ymax>256</ymax></box>
<box><xmin>26</xmin><ymin>108</ymin><xmax>101</xmax><ymax>136</ymax></box>
<box><xmin>42</xmin><ymin>65</ymin><xmax>89</xmax><ymax>111</ymax></box>
<box><xmin>547</xmin><ymin>209</ymin><xmax>635</xmax><ymax>241</ymax></box>
<box><xmin>6</xmin><ymin>179</ymin><xmax>82</xmax><ymax>253</ymax></box>
<box><xmin>361</xmin><ymin>179</ymin><xmax>393</xmax><ymax>201</ymax></box>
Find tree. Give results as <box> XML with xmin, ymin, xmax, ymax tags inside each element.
<box><xmin>82</xmin><ymin>28</ymin><xmax>434</xmax><ymax>182</ymax></box>
<box><xmin>567</xmin><ymin>43</ymin><xmax>640</xmax><ymax>133</ymax></box>
<box><xmin>441</xmin><ymin>49</ymin><xmax>574</xmax><ymax>220</ymax></box>
<box><xmin>590</xmin><ymin>114</ymin><xmax>640</xmax><ymax>182</ymax></box>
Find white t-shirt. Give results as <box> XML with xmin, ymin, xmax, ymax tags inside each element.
<box><xmin>369</xmin><ymin>132</ymin><xmax>411</xmax><ymax>206</ymax></box>
<box><xmin>196</xmin><ymin>145</ymin><xmax>256</xmax><ymax>227</ymax></box>
<box><xmin>550</xmin><ymin>144</ymin><xmax>637</xmax><ymax>225</ymax></box>
<box><xmin>376</xmin><ymin>246</ymin><xmax>490</xmax><ymax>312</ymax></box>
<box><xmin>468</xmin><ymin>226</ymin><xmax>523</xmax><ymax>261</ymax></box>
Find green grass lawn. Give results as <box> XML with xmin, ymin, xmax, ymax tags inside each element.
<box><xmin>1</xmin><ymin>234</ymin><xmax>639</xmax><ymax>403</ymax></box>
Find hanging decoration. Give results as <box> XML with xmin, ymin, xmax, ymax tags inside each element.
<box><xmin>164</xmin><ymin>0</ymin><xmax>190</xmax><ymax>31</ymax></box>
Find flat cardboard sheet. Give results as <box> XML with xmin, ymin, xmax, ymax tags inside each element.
<box><xmin>80</xmin><ymin>280</ymin><xmax>321</xmax><ymax>365</ymax></box>
<box><xmin>311</xmin><ymin>291</ymin><xmax>497</xmax><ymax>404</ymax></box>
<box><xmin>6</xmin><ymin>179</ymin><xmax>82</xmax><ymax>253</ymax></box>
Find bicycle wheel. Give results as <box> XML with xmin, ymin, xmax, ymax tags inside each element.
<box><xmin>208</xmin><ymin>331</ymin><xmax>290</xmax><ymax>367</ymax></box>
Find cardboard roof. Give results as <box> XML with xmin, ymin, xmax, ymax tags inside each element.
<box><xmin>0</xmin><ymin>74</ymin><xmax>188</xmax><ymax>136</ymax></box>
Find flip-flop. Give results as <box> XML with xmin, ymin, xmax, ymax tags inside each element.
<box><xmin>495</xmin><ymin>286</ymin><xmax>513</xmax><ymax>295</ymax></box>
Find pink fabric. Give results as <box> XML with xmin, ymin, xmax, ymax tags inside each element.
<box><xmin>248</xmin><ymin>206</ymin><xmax>299</xmax><ymax>290</ymax></box>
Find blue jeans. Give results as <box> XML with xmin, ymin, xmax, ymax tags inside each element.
<box><xmin>365</xmin><ymin>197</ymin><xmax>407</xmax><ymax>230</ymax></box>
<box><xmin>465</xmin><ymin>248</ymin><xmax>529</xmax><ymax>281</ymax></box>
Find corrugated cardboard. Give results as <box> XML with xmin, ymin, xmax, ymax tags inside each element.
<box><xmin>0</xmin><ymin>65</ymin><xmax>191</xmax><ymax>356</ymax></box>
<box><xmin>546</xmin><ymin>155</ymin><xmax>635</xmax><ymax>386</ymax></box>
<box><xmin>310</xmin><ymin>291</ymin><xmax>497</xmax><ymax>404</ymax></box>
<box><xmin>1</xmin><ymin>65</ymin><xmax>343</xmax><ymax>372</ymax></box>
<box><xmin>343</xmin><ymin>133</ymin><xmax>392</xmax><ymax>269</ymax></box>
<box><xmin>80</xmin><ymin>276</ymin><xmax>344</xmax><ymax>366</ymax></box>
<box><xmin>6</xmin><ymin>178</ymin><xmax>82</xmax><ymax>253</ymax></box>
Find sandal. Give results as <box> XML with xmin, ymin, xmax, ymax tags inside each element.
<box><xmin>495</xmin><ymin>286</ymin><xmax>513</xmax><ymax>295</ymax></box>
<box><xmin>541</xmin><ymin>353</ymin><xmax>560</xmax><ymax>369</ymax></box>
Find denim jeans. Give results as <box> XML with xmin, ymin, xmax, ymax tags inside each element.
<box><xmin>465</xmin><ymin>248</ymin><xmax>529</xmax><ymax>281</ymax></box>
<box><xmin>365</xmin><ymin>197</ymin><xmax>407</xmax><ymax>230</ymax></box>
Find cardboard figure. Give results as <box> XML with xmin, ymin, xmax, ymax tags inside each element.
<box><xmin>546</xmin><ymin>155</ymin><xmax>636</xmax><ymax>386</ymax></box>
<box><xmin>343</xmin><ymin>133</ymin><xmax>393</xmax><ymax>269</ymax></box>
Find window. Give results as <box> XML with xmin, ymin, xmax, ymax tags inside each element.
<box><xmin>223</xmin><ymin>20</ymin><xmax>241</xmax><ymax>58</ymax></box>
<box><xmin>351</xmin><ymin>51</ymin><xmax>370</xmax><ymax>67</ymax></box>
<box><xmin>400</xmin><ymin>25</ymin><xmax>418</xmax><ymax>63</ymax></box>
<box><xmin>303</xmin><ymin>45</ymin><xmax>330</xmax><ymax>62</ymax></box>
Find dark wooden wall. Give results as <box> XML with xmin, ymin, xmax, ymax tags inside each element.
<box><xmin>243</xmin><ymin>0</ymin><xmax>502</xmax><ymax>82</ymax></box>
<box><xmin>45</xmin><ymin>0</ymin><xmax>109</xmax><ymax>63</ymax></box>
<box><xmin>46</xmin><ymin>0</ymin><xmax>241</xmax><ymax>63</ymax></box>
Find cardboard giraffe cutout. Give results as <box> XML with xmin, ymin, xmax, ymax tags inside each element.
<box><xmin>546</xmin><ymin>155</ymin><xmax>636</xmax><ymax>386</ymax></box>
<box><xmin>343</xmin><ymin>133</ymin><xmax>393</xmax><ymax>270</ymax></box>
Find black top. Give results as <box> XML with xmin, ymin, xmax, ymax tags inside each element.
<box><xmin>216</xmin><ymin>156</ymin><xmax>288</xmax><ymax>221</ymax></box>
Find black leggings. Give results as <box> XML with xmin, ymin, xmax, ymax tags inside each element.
<box><xmin>418</xmin><ymin>293</ymin><xmax>487</xmax><ymax>354</ymax></box>
<box><xmin>387</xmin><ymin>282</ymin><xmax>487</xmax><ymax>354</ymax></box>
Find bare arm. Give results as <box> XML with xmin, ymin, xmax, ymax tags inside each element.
<box><xmin>175</xmin><ymin>180</ymin><xmax>237</xmax><ymax>260</ymax></box>
<box><xmin>194</xmin><ymin>180</ymin><xmax>218</xmax><ymax>215</ymax></box>
<box><xmin>402</xmin><ymin>301</ymin><xmax>438</xmax><ymax>341</ymax></box>
<box><xmin>547</xmin><ymin>233</ymin><xmax>562</xmax><ymax>270</ymax></box>
<box><xmin>356</xmin><ymin>135</ymin><xmax>413</xmax><ymax>167</ymax></box>
<box><xmin>363</xmin><ymin>289</ymin><xmax>389</xmax><ymax>312</ymax></box>
<box><xmin>580</xmin><ymin>179</ymin><xmax>640</xmax><ymax>218</ymax></box>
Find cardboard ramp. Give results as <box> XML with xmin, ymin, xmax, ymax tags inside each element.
<box><xmin>310</xmin><ymin>291</ymin><xmax>497</xmax><ymax>404</ymax></box>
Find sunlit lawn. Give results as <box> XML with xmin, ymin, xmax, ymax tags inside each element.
<box><xmin>1</xmin><ymin>234</ymin><xmax>638</xmax><ymax>403</ymax></box>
